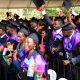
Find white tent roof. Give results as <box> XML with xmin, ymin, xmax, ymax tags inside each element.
<box><xmin>0</xmin><ymin>0</ymin><xmax>80</xmax><ymax>8</ymax></box>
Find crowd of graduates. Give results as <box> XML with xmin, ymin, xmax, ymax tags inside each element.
<box><xmin>0</xmin><ymin>6</ymin><xmax>80</xmax><ymax>80</ymax></box>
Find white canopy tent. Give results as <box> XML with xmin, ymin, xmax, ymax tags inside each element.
<box><xmin>0</xmin><ymin>0</ymin><xmax>80</xmax><ymax>8</ymax></box>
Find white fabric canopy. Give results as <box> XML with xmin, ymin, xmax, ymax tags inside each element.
<box><xmin>0</xmin><ymin>0</ymin><xmax>80</xmax><ymax>8</ymax></box>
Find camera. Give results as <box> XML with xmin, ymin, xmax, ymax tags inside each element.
<box><xmin>3</xmin><ymin>48</ymin><xmax>14</xmax><ymax>56</ymax></box>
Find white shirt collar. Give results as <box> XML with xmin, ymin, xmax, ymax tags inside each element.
<box><xmin>0</xmin><ymin>34</ymin><xmax>6</xmax><ymax>38</ymax></box>
<box><xmin>56</xmin><ymin>28</ymin><xmax>62</xmax><ymax>33</ymax></box>
<box><xmin>69</xmin><ymin>30</ymin><xmax>74</xmax><ymax>40</ymax></box>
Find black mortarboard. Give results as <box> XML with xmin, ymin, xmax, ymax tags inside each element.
<box><xmin>19</xmin><ymin>27</ymin><xmax>29</xmax><ymax>36</ymax></box>
<box><xmin>29</xmin><ymin>33</ymin><xmax>39</xmax><ymax>44</ymax></box>
<box><xmin>0</xmin><ymin>23</ymin><xmax>6</xmax><ymax>31</ymax></box>
<box><xmin>62</xmin><ymin>22</ymin><xmax>73</xmax><ymax>31</ymax></box>
<box><xmin>75</xmin><ymin>15</ymin><xmax>80</xmax><ymax>22</ymax></box>
<box><xmin>55</xmin><ymin>17</ymin><xmax>63</xmax><ymax>21</ymax></box>
<box><xmin>18</xmin><ymin>18</ymin><xmax>24</xmax><ymax>23</ymax></box>
<box><xmin>31</xmin><ymin>17</ymin><xmax>38</xmax><ymax>23</ymax></box>
<box><xmin>6</xmin><ymin>12</ymin><xmax>9</xmax><ymax>17</ymax></box>
<box><xmin>62</xmin><ymin>0</ymin><xmax>72</xmax><ymax>10</ymax></box>
<box><xmin>7</xmin><ymin>21</ymin><xmax>20</xmax><ymax>30</ymax></box>
<box><xmin>33</xmin><ymin>0</ymin><xmax>45</xmax><ymax>8</ymax></box>
<box><xmin>38</xmin><ymin>19</ymin><xmax>44</xmax><ymax>26</ymax></box>
<box><xmin>14</xmin><ymin>13</ymin><xmax>19</xmax><ymax>20</ymax></box>
<box><xmin>1</xmin><ymin>20</ymin><xmax>7</xmax><ymax>24</ymax></box>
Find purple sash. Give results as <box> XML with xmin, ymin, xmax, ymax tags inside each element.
<box><xmin>21</xmin><ymin>52</ymin><xmax>47</xmax><ymax>73</ymax></box>
<box><xmin>63</xmin><ymin>32</ymin><xmax>80</xmax><ymax>53</ymax></box>
<box><xmin>17</xmin><ymin>47</ymin><xmax>27</xmax><ymax>61</ymax></box>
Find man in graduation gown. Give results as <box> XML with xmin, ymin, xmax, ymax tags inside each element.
<box><xmin>13</xmin><ymin>32</ymin><xmax>47</xmax><ymax>80</ymax></box>
<box><xmin>49</xmin><ymin>18</ymin><xmax>63</xmax><ymax>53</ymax></box>
<box><xmin>6</xmin><ymin>21</ymin><xmax>19</xmax><ymax>42</ymax></box>
<box><xmin>62</xmin><ymin>22</ymin><xmax>80</xmax><ymax>80</ymax></box>
<box><xmin>0</xmin><ymin>23</ymin><xmax>8</xmax><ymax>46</ymax></box>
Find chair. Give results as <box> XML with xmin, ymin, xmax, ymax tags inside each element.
<box><xmin>47</xmin><ymin>69</ymin><xmax>57</xmax><ymax>80</ymax></box>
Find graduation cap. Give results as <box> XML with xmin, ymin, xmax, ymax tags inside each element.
<box><xmin>31</xmin><ymin>17</ymin><xmax>38</xmax><ymax>23</ymax></box>
<box><xmin>62</xmin><ymin>0</ymin><xmax>72</xmax><ymax>10</ymax></box>
<box><xmin>38</xmin><ymin>19</ymin><xmax>45</xmax><ymax>26</ymax></box>
<box><xmin>6</xmin><ymin>12</ymin><xmax>9</xmax><ymax>17</ymax></box>
<box><xmin>74</xmin><ymin>15</ymin><xmax>80</xmax><ymax>22</ymax></box>
<box><xmin>62</xmin><ymin>22</ymin><xmax>73</xmax><ymax>31</ymax></box>
<box><xmin>1</xmin><ymin>20</ymin><xmax>7</xmax><ymax>24</ymax></box>
<box><xmin>19</xmin><ymin>27</ymin><xmax>29</xmax><ymax>36</ymax></box>
<box><xmin>18</xmin><ymin>18</ymin><xmax>24</xmax><ymax>24</ymax></box>
<box><xmin>7</xmin><ymin>21</ymin><xmax>20</xmax><ymax>31</ymax></box>
<box><xmin>29</xmin><ymin>33</ymin><xmax>39</xmax><ymax>44</ymax></box>
<box><xmin>33</xmin><ymin>0</ymin><xmax>45</xmax><ymax>8</ymax></box>
<box><xmin>55</xmin><ymin>17</ymin><xmax>63</xmax><ymax>21</ymax></box>
<box><xmin>14</xmin><ymin>13</ymin><xmax>19</xmax><ymax>20</ymax></box>
<box><xmin>0</xmin><ymin>23</ymin><xmax>6</xmax><ymax>32</ymax></box>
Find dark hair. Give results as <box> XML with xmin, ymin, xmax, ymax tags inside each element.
<box><xmin>0</xmin><ymin>24</ymin><xmax>6</xmax><ymax>32</ymax></box>
<box><xmin>6</xmin><ymin>21</ymin><xmax>20</xmax><ymax>32</ymax></box>
<box><xmin>56</xmin><ymin>19</ymin><xmax>64</xmax><ymax>26</ymax></box>
<box><xmin>41</xmin><ymin>28</ymin><xmax>48</xmax><ymax>34</ymax></box>
<box><xmin>7</xmin><ymin>23</ymin><xmax>16</xmax><ymax>29</ymax></box>
<box><xmin>19</xmin><ymin>27</ymin><xmax>28</xmax><ymax>37</ymax></box>
<box><xmin>6</xmin><ymin>12</ymin><xmax>9</xmax><ymax>17</ymax></box>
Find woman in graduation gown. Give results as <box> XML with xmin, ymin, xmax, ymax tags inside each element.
<box><xmin>13</xmin><ymin>33</ymin><xmax>47</xmax><ymax>80</ymax></box>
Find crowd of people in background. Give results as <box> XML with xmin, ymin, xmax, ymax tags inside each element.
<box><xmin>0</xmin><ymin>7</ymin><xmax>80</xmax><ymax>80</ymax></box>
